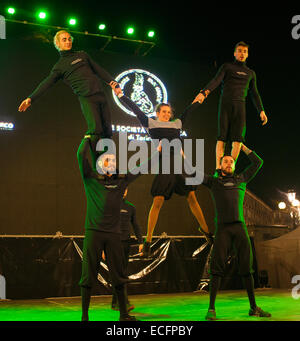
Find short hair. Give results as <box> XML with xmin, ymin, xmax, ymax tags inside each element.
<box><xmin>155</xmin><ymin>103</ymin><xmax>174</xmax><ymax>119</ymax></box>
<box><xmin>53</xmin><ymin>30</ymin><xmax>73</xmax><ymax>51</ymax></box>
<box><xmin>220</xmin><ymin>154</ymin><xmax>235</xmax><ymax>164</ymax></box>
<box><xmin>234</xmin><ymin>41</ymin><xmax>249</xmax><ymax>51</ymax></box>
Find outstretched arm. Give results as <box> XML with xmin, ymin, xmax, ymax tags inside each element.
<box><xmin>18</xmin><ymin>68</ymin><xmax>62</xmax><ymax>111</ymax></box>
<box><xmin>85</xmin><ymin>53</ymin><xmax>122</xmax><ymax>95</ymax></box>
<box><xmin>179</xmin><ymin>101</ymin><xmax>202</xmax><ymax>125</ymax></box>
<box><xmin>193</xmin><ymin>63</ymin><xmax>227</xmax><ymax>104</ymax></box>
<box><xmin>240</xmin><ymin>144</ymin><xmax>263</xmax><ymax>183</ymax></box>
<box><xmin>111</xmin><ymin>84</ymin><xmax>149</xmax><ymax>127</ymax></box>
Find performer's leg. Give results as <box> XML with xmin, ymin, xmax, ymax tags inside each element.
<box><xmin>242</xmin><ymin>274</ymin><xmax>257</xmax><ymax>310</ymax></box>
<box><xmin>216</xmin><ymin>140</ymin><xmax>225</xmax><ymax>169</ymax></box>
<box><xmin>206</xmin><ymin>224</ymin><xmax>231</xmax><ymax>320</ymax></box>
<box><xmin>186</xmin><ymin>191</ymin><xmax>209</xmax><ymax>234</ymax></box>
<box><xmin>231</xmin><ymin>141</ymin><xmax>242</xmax><ymax>161</ymax></box>
<box><xmin>146</xmin><ymin>196</ymin><xmax>165</xmax><ymax>243</ymax></box>
<box><xmin>81</xmin><ymin>286</ymin><xmax>91</xmax><ymax>321</ymax></box>
<box><xmin>230</xmin><ymin>102</ymin><xmax>246</xmax><ymax>162</ymax></box>
<box><xmin>79</xmin><ymin>230</ymin><xmax>103</xmax><ymax>321</ymax></box>
<box><xmin>105</xmin><ymin>233</ymin><xmax>137</xmax><ymax>320</ymax></box>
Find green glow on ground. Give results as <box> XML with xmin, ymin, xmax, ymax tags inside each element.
<box><xmin>0</xmin><ymin>289</ymin><xmax>299</xmax><ymax>321</ymax></box>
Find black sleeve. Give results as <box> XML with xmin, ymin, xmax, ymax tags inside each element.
<box><xmin>130</xmin><ymin>206</ymin><xmax>143</xmax><ymax>244</ymax></box>
<box><xmin>77</xmin><ymin>137</ymin><xmax>93</xmax><ymax>178</ymax></box>
<box><xmin>85</xmin><ymin>52</ymin><xmax>115</xmax><ymax>85</ymax></box>
<box><xmin>201</xmin><ymin>174</ymin><xmax>214</xmax><ymax>188</ymax></box>
<box><xmin>240</xmin><ymin>151</ymin><xmax>263</xmax><ymax>183</ymax></box>
<box><xmin>179</xmin><ymin>101</ymin><xmax>202</xmax><ymax>125</ymax></box>
<box><xmin>203</xmin><ymin>63</ymin><xmax>227</xmax><ymax>93</ymax></box>
<box><xmin>249</xmin><ymin>71</ymin><xmax>264</xmax><ymax>113</ymax></box>
<box><xmin>28</xmin><ymin>67</ymin><xmax>62</xmax><ymax>103</ymax></box>
<box><xmin>119</xmin><ymin>95</ymin><xmax>149</xmax><ymax>127</ymax></box>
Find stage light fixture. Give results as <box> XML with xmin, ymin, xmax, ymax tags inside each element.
<box><xmin>98</xmin><ymin>24</ymin><xmax>106</xmax><ymax>30</ymax></box>
<box><xmin>7</xmin><ymin>7</ymin><xmax>15</xmax><ymax>14</ymax></box>
<box><xmin>68</xmin><ymin>18</ymin><xmax>77</xmax><ymax>26</ymax></box>
<box><xmin>37</xmin><ymin>11</ymin><xmax>47</xmax><ymax>19</ymax></box>
<box><xmin>127</xmin><ymin>27</ymin><xmax>134</xmax><ymax>35</ymax></box>
<box><xmin>147</xmin><ymin>30</ymin><xmax>155</xmax><ymax>38</ymax></box>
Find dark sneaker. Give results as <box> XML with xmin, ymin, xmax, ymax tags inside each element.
<box><xmin>205</xmin><ymin>309</ymin><xmax>216</xmax><ymax>320</ymax></box>
<box><xmin>198</xmin><ymin>227</ymin><xmax>214</xmax><ymax>245</ymax></box>
<box><xmin>142</xmin><ymin>240</ymin><xmax>151</xmax><ymax>257</ymax></box>
<box><xmin>119</xmin><ymin>314</ymin><xmax>139</xmax><ymax>321</ymax></box>
<box><xmin>249</xmin><ymin>306</ymin><xmax>271</xmax><ymax>317</ymax></box>
<box><xmin>112</xmin><ymin>303</ymin><xmax>135</xmax><ymax>313</ymax></box>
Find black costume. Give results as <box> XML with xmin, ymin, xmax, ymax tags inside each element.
<box><xmin>111</xmin><ymin>199</ymin><xmax>143</xmax><ymax>309</ymax></box>
<box><xmin>203</xmin><ymin>60</ymin><xmax>264</xmax><ymax>142</ymax></box>
<box><xmin>77</xmin><ymin>136</ymin><xmax>143</xmax><ymax>320</ymax></box>
<box><xmin>28</xmin><ymin>50</ymin><xmax>116</xmax><ymax>139</ymax></box>
<box><xmin>119</xmin><ymin>94</ymin><xmax>200</xmax><ymax>200</ymax></box>
<box><xmin>202</xmin><ymin>151</ymin><xmax>264</xmax><ymax>314</ymax></box>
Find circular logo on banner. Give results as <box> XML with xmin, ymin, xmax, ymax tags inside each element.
<box><xmin>112</xmin><ymin>69</ymin><xmax>168</xmax><ymax>117</ymax></box>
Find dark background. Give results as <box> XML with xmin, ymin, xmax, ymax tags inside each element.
<box><xmin>0</xmin><ymin>3</ymin><xmax>299</xmax><ymax>235</ymax></box>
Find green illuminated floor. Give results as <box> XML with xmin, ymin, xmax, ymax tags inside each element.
<box><xmin>0</xmin><ymin>289</ymin><xmax>299</xmax><ymax>322</ymax></box>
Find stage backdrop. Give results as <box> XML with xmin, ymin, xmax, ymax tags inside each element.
<box><xmin>0</xmin><ymin>27</ymin><xmax>262</xmax><ymax>236</ymax></box>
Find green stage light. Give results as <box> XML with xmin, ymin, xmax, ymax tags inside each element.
<box><xmin>98</xmin><ymin>24</ymin><xmax>106</xmax><ymax>30</ymax></box>
<box><xmin>127</xmin><ymin>27</ymin><xmax>134</xmax><ymax>35</ymax></box>
<box><xmin>7</xmin><ymin>7</ymin><xmax>15</xmax><ymax>14</ymax></box>
<box><xmin>68</xmin><ymin>18</ymin><xmax>77</xmax><ymax>26</ymax></box>
<box><xmin>148</xmin><ymin>30</ymin><xmax>155</xmax><ymax>38</ymax></box>
<box><xmin>38</xmin><ymin>11</ymin><xmax>47</xmax><ymax>19</ymax></box>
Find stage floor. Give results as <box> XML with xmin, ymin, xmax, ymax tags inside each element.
<box><xmin>0</xmin><ymin>288</ymin><xmax>299</xmax><ymax>322</ymax></box>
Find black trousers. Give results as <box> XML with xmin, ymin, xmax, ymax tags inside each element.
<box><xmin>79</xmin><ymin>230</ymin><xmax>128</xmax><ymax>289</ymax></box>
<box><xmin>78</xmin><ymin>92</ymin><xmax>112</xmax><ymax>139</ymax></box>
<box><xmin>112</xmin><ymin>239</ymin><xmax>131</xmax><ymax>306</ymax></box>
<box><xmin>209</xmin><ymin>222</ymin><xmax>254</xmax><ymax>277</ymax></box>
<box><xmin>217</xmin><ymin>99</ymin><xmax>246</xmax><ymax>142</ymax></box>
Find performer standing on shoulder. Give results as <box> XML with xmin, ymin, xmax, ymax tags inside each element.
<box><xmin>18</xmin><ymin>30</ymin><xmax>121</xmax><ymax>155</ymax></box>
<box><xmin>200</xmin><ymin>143</ymin><xmax>271</xmax><ymax>320</ymax></box>
<box><xmin>194</xmin><ymin>41</ymin><xmax>268</xmax><ymax>171</ymax></box>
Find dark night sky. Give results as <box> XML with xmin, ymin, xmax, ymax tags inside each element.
<box><xmin>1</xmin><ymin>2</ymin><xmax>300</xmax><ymax>208</ymax></box>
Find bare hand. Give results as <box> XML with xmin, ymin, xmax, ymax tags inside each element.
<box><xmin>260</xmin><ymin>111</ymin><xmax>268</xmax><ymax>125</ymax></box>
<box><xmin>192</xmin><ymin>93</ymin><xmax>205</xmax><ymax>104</ymax></box>
<box><xmin>18</xmin><ymin>98</ymin><xmax>31</xmax><ymax>112</ymax></box>
<box><xmin>109</xmin><ymin>81</ymin><xmax>122</xmax><ymax>96</ymax></box>
<box><xmin>138</xmin><ymin>244</ymin><xmax>143</xmax><ymax>254</ymax></box>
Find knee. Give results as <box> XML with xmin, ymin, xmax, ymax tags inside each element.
<box><xmin>152</xmin><ymin>196</ymin><xmax>164</xmax><ymax>210</ymax></box>
<box><xmin>187</xmin><ymin>191</ymin><xmax>197</xmax><ymax>205</ymax></box>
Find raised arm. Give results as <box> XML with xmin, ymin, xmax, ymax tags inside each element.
<box><xmin>193</xmin><ymin>64</ymin><xmax>227</xmax><ymax>103</ymax></box>
<box><xmin>179</xmin><ymin>101</ymin><xmax>202</xmax><ymax>125</ymax></box>
<box><xmin>240</xmin><ymin>144</ymin><xmax>263</xmax><ymax>183</ymax></box>
<box><xmin>77</xmin><ymin>135</ymin><xmax>93</xmax><ymax>178</ymax></box>
<box><xmin>112</xmin><ymin>87</ymin><xmax>149</xmax><ymax>128</ymax></box>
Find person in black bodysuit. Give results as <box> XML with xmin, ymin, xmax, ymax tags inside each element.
<box><xmin>111</xmin><ymin>83</ymin><xmax>213</xmax><ymax>257</ymax></box>
<box><xmin>194</xmin><ymin>41</ymin><xmax>268</xmax><ymax>171</ymax></box>
<box><xmin>201</xmin><ymin>143</ymin><xmax>271</xmax><ymax>320</ymax></box>
<box><xmin>18</xmin><ymin>30</ymin><xmax>121</xmax><ymax>155</ymax></box>
<box><xmin>77</xmin><ymin>134</ymin><xmax>152</xmax><ymax>321</ymax></box>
